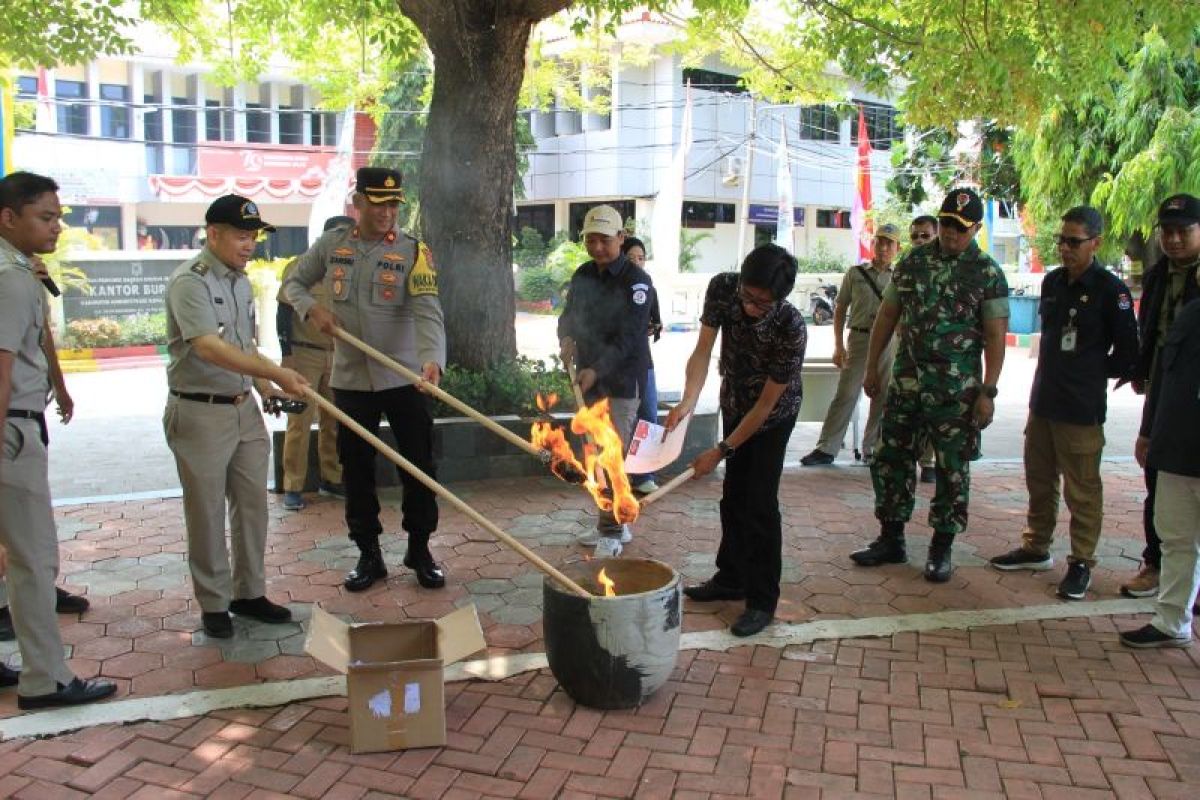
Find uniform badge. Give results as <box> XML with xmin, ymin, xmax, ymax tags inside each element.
<box><xmin>380</xmin><ymin>270</ymin><xmax>397</xmax><ymax>284</ymax></box>
<box><xmin>1117</xmin><ymin>292</ymin><xmax>1132</xmax><ymax>310</ymax></box>
<box><xmin>1081</xmin><ymin>294</ymin><xmax>1088</xmax><ymax>303</ymax></box>
<box><xmin>385</xmin><ymin>231</ymin><xmax>397</xmax><ymax>244</ymax></box>
<box><xmin>1166</xmin><ymin>197</ymin><xmax>1185</xmax><ymax>210</ymax></box>
<box><xmin>332</xmin><ymin>266</ymin><xmax>347</xmax><ymax>280</ymax></box>
<box><xmin>333</xmin><ymin>280</ymin><xmax>344</xmax><ymax>295</ymax></box>
<box><xmin>632</xmin><ymin>289</ymin><xmax>647</xmax><ymax>305</ymax></box>
<box><xmin>407</xmin><ymin>244</ymin><xmax>439</xmax><ymax>297</ymax></box>
<box><xmin>956</xmin><ymin>192</ymin><xmax>971</xmax><ymax>210</ymax></box>
<box><xmin>382</xmin><ymin>288</ymin><xmax>395</xmax><ymax>301</ymax></box>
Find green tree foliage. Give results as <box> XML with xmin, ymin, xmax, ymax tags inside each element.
<box><xmin>1</xmin><ymin>0</ymin><xmax>133</xmax><ymax>67</ymax></box>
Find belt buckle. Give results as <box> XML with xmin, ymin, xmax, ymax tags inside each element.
<box><xmin>233</xmin><ymin>392</ymin><xmax>246</xmax><ymax>406</ymax></box>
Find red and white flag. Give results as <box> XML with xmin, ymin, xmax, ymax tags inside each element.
<box><xmin>35</xmin><ymin>67</ymin><xmax>54</xmax><ymax>133</ymax></box>
<box><xmin>850</xmin><ymin>106</ymin><xmax>873</xmax><ymax>262</ymax></box>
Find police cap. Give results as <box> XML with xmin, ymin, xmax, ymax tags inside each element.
<box><xmin>356</xmin><ymin>167</ymin><xmax>405</xmax><ymax>204</ymax></box>
<box><xmin>938</xmin><ymin>187</ymin><xmax>984</xmax><ymax>228</ymax></box>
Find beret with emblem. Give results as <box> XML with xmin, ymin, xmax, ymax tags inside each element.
<box><xmin>1157</xmin><ymin>194</ymin><xmax>1200</xmax><ymax>226</ymax></box>
<box><xmin>356</xmin><ymin>167</ymin><xmax>405</xmax><ymax>204</ymax></box>
<box><xmin>938</xmin><ymin>187</ymin><xmax>984</xmax><ymax>227</ymax></box>
<box><xmin>205</xmin><ymin>194</ymin><xmax>276</xmax><ymax>232</ymax></box>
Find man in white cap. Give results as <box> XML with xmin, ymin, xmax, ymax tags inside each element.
<box><xmin>558</xmin><ymin>205</ymin><xmax>654</xmax><ymax>557</ymax></box>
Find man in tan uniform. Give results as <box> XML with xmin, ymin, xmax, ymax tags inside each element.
<box><xmin>163</xmin><ymin>194</ymin><xmax>308</xmax><ymax>639</ymax></box>
<box><xmin>0</xmin><ymin>170</ymin><xmax>116</xmax><ymax>708</ymax></box>
<box><xmin>801</xmin><ymin>224</ymin><xmax>901</xmax><ymax>467</ymax></box>
<box><xmin>283</xmin><ymin>168</ymin><xmax>447</xmax><ymax>592</ymax></box>
<box><xmin>275</xmin><ymin>215</ymin><xmax>352</xmax><ymax>511</ymax></box>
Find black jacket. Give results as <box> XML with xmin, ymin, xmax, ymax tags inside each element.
<box><xmin>1145</xmin><ymin>300</ymin><xmax>1200</xmax><ymax>478</ymax></box>
<box><xmin>557</xmin><ymin>255</ymin><xmax>653</xmax><ymax>403</ymax></box>
<box><xmin>1134</xmin><ymin>255</ymin><xmax>1200</xmax><ymax>383</ymax></box>
<box><xmin>1030</xmin><ymin>262</ymin><xmax>1139</xmax><ymax>425</ymax></box>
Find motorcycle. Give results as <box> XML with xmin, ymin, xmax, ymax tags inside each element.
<box><xmin>808</xmin><ymin>283</ymin><xmax>837</xmax><ymax>325</ymax></box>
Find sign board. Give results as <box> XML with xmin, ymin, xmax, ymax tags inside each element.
<box><xmin>198</xmin><ymin>142</ymin><xmax>336</xmax><ymax>180</ymax></box>
<box><xmin>748</xmin><ymin>204</ymin><xmax>804</xmax><ymax>227</ymax></box>
<box><xmin>62</xmin><ymin>257</ymin><xmax>178</xmax><ymax>321</ymax></box>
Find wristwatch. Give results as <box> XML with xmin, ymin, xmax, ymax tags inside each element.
<box><xmin>716</xmin><ymin>440</ymin><xmax>735</xmax><ymax>459</ymax></box>
<box><xmin>981</xmin><ymin>384</ymin><xmax>999</xmax><ymax>399</ymax></box>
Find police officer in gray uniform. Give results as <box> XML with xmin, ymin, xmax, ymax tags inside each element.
<box><xmin>164</xmin><ymin>194</ymin><xmax>308</xmax><ymax>639</ymax></box>
<box><xmin>0</xmin><ymin>170</ymin><xmax>116</xmax><ymax>708</ymax></box>
<box><xmin>283</xmin><ymin>168</ymin><xmax>447</xmax><ymax>592</ymax></box>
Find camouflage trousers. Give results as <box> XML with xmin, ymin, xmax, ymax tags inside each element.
<box><xmin>871</xmin><ymin>388</ymin><xmax>981</xmax><ymax>536</ymax></box>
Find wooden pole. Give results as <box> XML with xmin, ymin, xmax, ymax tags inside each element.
<box><xmin>332</xmin><ymin>328</ymin><xmax>550</xmax><ymax>465</ymax></box>
<box><xmin>565</xmin><ymin>360</ymin><xmax>609</xmax><ymax>491</ymax></box>
<box><xmin>638</xmin><ymin>467</ymin><xmax>695</xmax><ymax>508</ymax></box>
<box><xmin>302</xmin><ymin>388</ymin><xmax>593</xmax><ymax>599</ymax></box>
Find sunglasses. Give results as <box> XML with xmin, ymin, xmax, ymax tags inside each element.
<box><xmin>1054</xmin><ymin>235</ymin><xmax>1097</xmax><ymax>248</ymax></box>
<box><xmin>910</xmin><ymin>231</ymin><xmax>935</xmax><ymax>242</ymax></box>
<box><xmin>940</xmin><ymin>219</ymin><xmax>971</xmax><ymax>234</ymax></box>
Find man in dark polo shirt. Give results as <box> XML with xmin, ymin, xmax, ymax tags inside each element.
<box><xmin>989</xmin><ymin>206</ymin><xmax>1138</xmax><ymax>600</ymax></box>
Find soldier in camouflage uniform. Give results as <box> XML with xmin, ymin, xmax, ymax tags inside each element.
<box><xmin>852</xmin><ymin>188</ymin><xmax>1010</xmax><ymax>582</ymax></box>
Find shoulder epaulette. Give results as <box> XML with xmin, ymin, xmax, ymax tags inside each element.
<box><xmin>190</xmin><ymin>262</ymin><xmax>210</xmax><ymax>276</ymax></box>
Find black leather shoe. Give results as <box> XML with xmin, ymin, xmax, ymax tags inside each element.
<box><xmin>230</xmin><ymin>596</ymin><xmax>292</xmax><ymax>623</ymax></box>
<box><xmin>850</xmin><ymin>535</ymin><xmax>907</xmax><ymax>566</ymax></box>
<box><xmin>0</xmin><ymin>608</ymin><xmax>13</xmax><ymax>642</ymax></box>
<box><xmin>55</xmin><ymin>588</ymin><xmax>90</xmax><ymax>614</ymax></box>
<box><xmin>924</xmin><ymin>536</ymin><xmax>954</xmax><ymax>583</ymax></box>
<box><xmin>403</xmin><ymin>552</ymin><xmax>446</xmax><ymax>589</ymax></box>
<box><xmin>683</xmin><ymin>579</ymin><xmax>745</xmax><ymax>602</ymax></box>
<box><xmin>344</xmin><ymin>548</ymin><xmax>388</xmax><ymax>592</ymax></box>
<box><xmin>202</xmin><ymin>611</ymin><xmax>234</xmax><ymax>638</ymax></box>
<box><xmin>0</xmin><ymin>664</ymin><xmax>19</xmax><ymax>688</ymax></box>
<box><xmin>731</xmin><ymin>608</ymin><xmax>774</xmax><ymax>637</ymax></box>
<box><xmin>920</xmin><ymin>466</ymin><xmax>937</xmax><ymax>484</ymax></box>
<box><xmin>17</xmin><ymin>677</ymin><xmax>117</xmax><ymax>710</ymax></box>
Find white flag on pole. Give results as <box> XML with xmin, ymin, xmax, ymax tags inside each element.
<box><xmin>307</xmin><ymin>106</ymin><xmax>356</xmax><ymax>245</ymax></box>
<box><xmin>774</xmin><ymin>125</ymin><xmax>793</xmax><ymax>251</ymax></box>
<box><xmin>649</xmin><ymin>85</ymin><xmax>693</xmax><ymax>275</ymax></box>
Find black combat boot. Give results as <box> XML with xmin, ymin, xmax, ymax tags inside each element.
<box><xmin>850</xmin><ymin>521</ymin><xmax>907</xmax><ymax>566</ymax></box>
<box><xmin>403</xmin><ymin>532</ymin><xmax>445</xmax><ymax>589</ymax></box>
<box><xmin>344</xmin><ymin>540</ymin><xmax>388</xmax><ymax>592</ymax></box>
<box><xmin>924</xmin><ymin>531</ymin><xmax>954</xmax><ymax>583</ymax></box>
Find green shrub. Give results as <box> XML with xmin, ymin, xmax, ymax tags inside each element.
<box><xmin>65</xmin><ymin>318</ymin><xmax>123</xmax><ymax>348</ymax></box>
<box><xmin>796</xmin><ymin>239</ymin><xmax>849</xmax><ymax>273</ymax></box>
<box><xmin>517</xmin><ymin>266</ymin><xmax>559</xmax><ymax>302</ymax></box>
<box><xmin>513</xmin><ymin>227</ymin><xmax>548</xmax><ymax>271</ymax></box>
<box><xmin>118</xmin><ymin>313</ymin><xmax>168</xmax><ymax>346</ymax></box>
<box><xmin>432</xmin><ymin>356</ymin><xmax>575</xmax><ymax>418</ymax></box>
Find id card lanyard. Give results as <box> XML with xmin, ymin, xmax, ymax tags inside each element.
<box><xmin>1061</xmin><ymin>307</ymin><xmax>1078</xmax><ymax>354</ymax></box>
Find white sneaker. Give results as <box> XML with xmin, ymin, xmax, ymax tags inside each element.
<box><xmin>577</xmin><ymin>525</ymin><xmax>632</xmax><ymax>546</ymax></box>
<box><xmin>594</xmin><ymin>537</ymin><xmax>623</xmax><ymax>558</ymax></box>
<box><xmin>634</xmin><ymin>479</ymin><xmax>659</xmax><ymax>494</ymax></box>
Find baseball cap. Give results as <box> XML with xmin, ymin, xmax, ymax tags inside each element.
<box><xmin>580</xmin><ymin>205</ymin><xmax>625</xmax><ymax>238</ymax></box>
<box><xmin>938</xmin><ymin>188</ymin><xmax>984</xmax><ymax>228</ymax></box>
<box><xmin>875</xmin><ymin>223</ymin><xmax>901</xmax><ymax>243</ymax></box>
<box><xmin>356</xmin><ymin>167</ymin><xmax>405</xmax><ymax>203</ymax></box>
<box><xmin>1157</xmin><ymin>194</ymin><xmax>1200</xmax><ymax>226</ymax></box>
<box><xmin>205</xmin><ymin>195</ymin><xmax>276</xmax><ymax>232</ymax></box>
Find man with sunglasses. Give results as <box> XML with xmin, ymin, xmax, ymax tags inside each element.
<box><xmin>853</xmin><ymin>188</ymin><xmax>1009</xmax><ymax>582</ymax></box>
<box><xmin>989</xmin><ymin>207</ymin><xmax>1138</xmax><ymax>600</ymax></box>
<box><xmin>1121</xmin><ymin>194</ymin><xmax>1200</xmax><ymax>600</ymax></box>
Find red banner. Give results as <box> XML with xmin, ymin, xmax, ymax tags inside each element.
<box><xmin>198</xmin><ymin>143</ymin><xmax>337</xmax><ymax>181</ymax></box>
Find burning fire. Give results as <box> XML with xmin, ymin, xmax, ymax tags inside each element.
<box><xmin>597</xmin><ymin>568</ymin><xmax>617</xmax><ymax>597</ymax></box>
<box><xmin>531</xmin><ymin>394</ymin><xmax>640</xmax><ymax>524</ymax></box>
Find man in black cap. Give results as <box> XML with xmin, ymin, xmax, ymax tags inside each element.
<box><xmin>283</xmin><ymin>168</ymin><xmax>447</xmax><ymax>592</ymax></box>
<box><xmin>1121</xmin><ymin>193</ymin><xmax>1200</xmax><ymax>600</ymax></box>
<box><xmin>163</xmin><ymin>194</ymin><xmax>308</xmax><ymax>639</ymax></box>
<box><xmin>852</xmin><ymin>187</ymin><xmax>1010</xmax><ymax>582</ymax></box>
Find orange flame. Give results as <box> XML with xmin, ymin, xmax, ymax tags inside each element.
<box><xmin>531</xmin><ymin>397</ymin><xmax>640</xmax><ymax>524</ymax></box>
<box><xmin>535</xmin><ymin>392</ymin><xmax>559</xmax><ymax>412</ymax></box>
<box><xmin>597</xmin><ymin>568</ymin><xmax>617</xmax><ymax>597</ymax></box>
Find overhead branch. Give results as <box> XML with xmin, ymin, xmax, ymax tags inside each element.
<box><xmin>799</xmin><ymin>0</ymin><xmax>923</xmax><ymax>48</ymax></box>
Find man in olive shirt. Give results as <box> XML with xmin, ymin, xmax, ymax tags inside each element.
<box><xmin>164</xmin><ymin>194</ymin><xmax>308</xmax><ymax>639</ymax></box>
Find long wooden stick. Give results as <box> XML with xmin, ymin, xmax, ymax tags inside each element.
<box><xmin>639</xmin><ymin>467</ymin><xmax>695</xmax><ymax>507</ymax></box>
<box><xmin>566</xmin><ymin>360</ymin><xmax>609</xmax><ymax>491</ymax></box>
<box><xmin>332</xmin><ymin>328</ymin><xmax>550</xmax><ymax>465</ymax></box>
<box><xmin>303</xmin><ymin>388</ymin><xmax>592</xmax><ymax>599</ymax></box>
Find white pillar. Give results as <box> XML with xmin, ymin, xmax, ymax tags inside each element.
<box><xmin>266</xmin><ymin>82</ymin><xmax>280</xmax><ymax>144</ymax></box>
<box><xmin>232</xmin><ymin>84</ymin><xmax>247</xmax><ymax>142</ymax></box>
<box><xmin>85</xmin><ymin>62</ymin><xmax>101</xmax><ymax>136</ymax></box>
<box><xmin>129</xmin><ymin>62</ymin><xmax>145</xmax><ymax>141</ymax></box>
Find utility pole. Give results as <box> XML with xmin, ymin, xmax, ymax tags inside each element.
<box><xmin>735</xmin><ymin>96</ymin><xmax>757</xmax><ymax>266</ymax></box>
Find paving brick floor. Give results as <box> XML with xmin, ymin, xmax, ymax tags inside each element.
<box><xmin>1</xmin><ymin>462</ymin><xmax>1197</xmax><ymax>797</ymax></box>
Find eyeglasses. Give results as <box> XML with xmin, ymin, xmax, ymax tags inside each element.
<box><xmin>737</xmin><ymin>284</ymin><xmax>776</xmax><ymax>312</ymax></box>
<box><xmin>1054</xmin><ymin>235</ymin><xmax>1097</xmax><ymax>249</ymax></box>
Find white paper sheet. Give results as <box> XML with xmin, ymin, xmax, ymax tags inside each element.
<box><xmin>624</xmin><ymin>416</ymin><xmax>690</xmax><ymax>474</ymax></box>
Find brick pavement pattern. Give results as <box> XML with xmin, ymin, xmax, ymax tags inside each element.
<box><xmin>0</xmin><ymin>463</ymin><xmax>1196</xmax><ymax>797</ymax></box>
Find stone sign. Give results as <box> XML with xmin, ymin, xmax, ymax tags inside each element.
<box><xmin>62</xmin><ymin>257</ymin><xmax>178</xmax><ymax>321</ymax></box>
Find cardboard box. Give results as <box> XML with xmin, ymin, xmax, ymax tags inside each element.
<box><xmin>305</xmin><ymin>604</ymin><xmax>486</xmax><ymax>753</ymax></box>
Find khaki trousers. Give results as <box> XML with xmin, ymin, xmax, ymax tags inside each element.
<box><xmin>1021</xmin><ymin>412</ymin><xmax>1104</xmax><ymax>566</ymax></box>
<box><xmin>0</xmin><ymin>418</ymin><xmax>76</xmax><ymax>695</ymax></box>
<box><xmin>1151</xmin><ymin>471</ymin><xmax>1200</xmax><ymax>638</ymax></box>
<box><xmin>164</xmin><ymin>396</ymin><xmax>269</xmax><ymax>612</ymax></box>
<box><xmin>281</xmin><ymin>347</ymin><xmax>341</xmax><ymax>492</ymax></box>
<box><xmin>816</xmin><ymin>331</ymin><xmax>895</xmax><ymax>457</ymax></box>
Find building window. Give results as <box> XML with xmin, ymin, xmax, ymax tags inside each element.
<box><xmin>515</xmin><ymin>204</ymin><xmax>555</xmax><ymax>244</ymax></box>
<box><xmin>568</xmin><ymin>200</ymin><xmax>635</xmax><ymax>241</ymax></box>
<box><xmin>681</xmin><ymin>68</ymin><xmax>748</xmax><ymax>95</ymax></box>
<box><xmin>99</xmin><ymin>84</ymin><xmax>130</xmax><ymax>139</ymax></box>
<box><xmin>816</xmin><ymin>209</ymin><xmax>852</xmax><ymax>229</ymax></box>
<box><xmin>56</xmin><ymin>79</ymin><xmax>88</xmax><ymax>135</ymax></box>
<box><xmin>799</xmin><ymin>105</ymin><xmax>840</xmax><ymax>142</ymax></box>
<box><xmin>172</xmin><ymin>97</ymin><xmax>197</xmax><ymax>144</ymax></box>
<box><xmin>852</xmin><ymin>101</ymin><xmax>902</xmax><ymax>150</ymax></box>
<box><xmin>682</xmin><ymin>202</ymin><xmax>736</xmax><ymax>229</ymax></box>
<box><xmin>278</xmin><ymin>107</ymin><xmax>303</xmax><ymax>145</ymax></box>
<box><xmin>144</xmin><ymin>96</ymin><xmax>163</xmax><ymax>142</ymax></box>
<box><xmin>310</xmin><ymin>111</ymin><xmax>336</xmax><ymax>146</ymax></box>
<box><xmin>65</xmin><ymin>206</ymin><xmax>122</xmax><ymax>250</ymax></box>
<box><xmin>246</xmin><ymin>103</ymin><xmax>271</xmax><ymax>143</ymax></box>
<box><xmin>16</xmin><ymin>76</ymin><xmax>37</xmax><ymax>96</ymax></box>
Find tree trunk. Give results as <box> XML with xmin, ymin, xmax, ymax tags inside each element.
<box><xmin>399</xmin><ymin>0</ymin><xmax>571</xmax><ymax>371</ymax></box>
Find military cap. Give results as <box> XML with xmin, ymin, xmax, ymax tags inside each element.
<box><xmin>1157</xmin><ymin>194</ymin><xmax>1200</xmax><ymax>226</ymax></box>
<box><xmin>875</xmin><ymin>223</ymin><xmax>902</xmax><ymax>243</ymax></box>
<box><xmin>356</xmin><ymin>167</ymin><xmax>405</xmax><ymax>203</ymax></box>
<box><xmin>938</xmin><ymin>187</ymin><xmax>984</xmax><ymax>227</ymax></box>
<box><xmin>205</xmin><ymin>194</ymin><xmax>276</xmax><ymax>232</ymax></box>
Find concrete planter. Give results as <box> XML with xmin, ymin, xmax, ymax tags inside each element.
<box><xmin>271</xmin><ymin>409</ymin><xmax>719</xmax><ymax>490</ymax></box>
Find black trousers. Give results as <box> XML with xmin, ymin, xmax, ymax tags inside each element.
<box><xmin>713</xmin><ymin>412</ymin><xmax>797</xmax><ymax>615</ymax></box>
<box><xmin>335</xmin><ymin>386</ymin><xmax>438</xmax><ymax>550</ymax></box>
<box><xmin>1143</xmin><ymin>466</ymin><xmax>1161</xmax><ymax>569</ymax></box>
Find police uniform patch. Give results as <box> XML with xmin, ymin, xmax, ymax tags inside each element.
<box><xmin>333</xmin><ymin>280</ymin><xmax>344</xmax><ymax>295</ymax></box>
<box><xmin>632</xmin><ymin>289</ymin><xmax>647</xmax><ymax>305</ymax></box>
<box><xmin>381</xmin><ymin>252</ymin><xmax>405</xmax><ymax>264</ymax></box>
<box><xmin>333</xmin><ymin>247</ymin><xmax>355</xmax><ymax>258</ymax></box>
<box><xmin>382</xmin><ymin>288</ymin><xmax>395</xmax><ymax>301</ymax></box>
<box><xmin>380</xmin><ymin>270</ymin><xmax>397</xmax><ymax>284</ymax></box>
<box><xmin>956</xmin><ymin>192</ymin><xmax>971</xmax><ymax>210</ymax></box>
<box><xmin>332</xmin><ymin>266</ymin><xmax>347</xmax><ymax>280</ymax></box>
<box><xmin>190</xmin><ymin>262</ymin><xmax>209</xmax><ymax>276</ymax></box>
<box><xmin>408</xmin><ymin>244</ymin><xmax>439</xmax><ymax>297</ymax></box>
<box><xmin>1118</xmin><ymin>292</ymin><xmax>1132</xmax><ymax>310</ymax></box>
